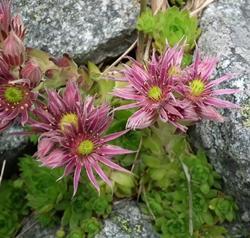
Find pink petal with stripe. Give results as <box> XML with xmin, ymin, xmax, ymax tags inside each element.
<box><xmin>212</xmin><ymin>89</ymin><xmax>241</xmax><ymax>95</ymax></box>
<box><xmin>92</xmin><ymin>161</ymin><xmax>112</xmax><ymax>187</ymax></box>
<box><xmin>205</xmin><ymin>97</ymin><xmax>240</xmax><ymax>109</ymax></box>
<box><xmin>127</xmin><ymin>108</ymin><xmax>157</xmax><ymax>129</ymax></box>
<box><xmin>98</xmin><ymin>144</ymin><xmax>134</xmax><ymax>155</ymax></box>
<box><xmin>85</xmin><ymin>160</ymin><xmax>100</xmax><ymax>192</ymax></box>
<box><xmin>101</xmin><ymin>130</ymin><xmax>129</xmax><ymax>143</ymax></box>
<box><xmin>200</xmin><ymin>105</ymin><xmax>224</xmax><ymax>122</ymax></box>
<box><xmin>73</xmin><ymin>164</ymin><xmax>82</xmax><ymax>196</ymax></box>
<box><xmin>98</xmin><ymin>156</ymin><xmax>131</xmax><ymax>174</ymax></box>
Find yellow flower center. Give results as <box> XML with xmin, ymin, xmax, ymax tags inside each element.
<box><xmin>77</xmin><ymin>140</ymin><xmax>94</xmax><ymax>155</ymax></box>
<box><xmin>189</xmin><ymin>79</ymin><xmax>205</xmax><ymax>97</ymax></box>
<box><xmin>4</xmin><ymin>86</ymin><xmax>23</xmax><ymax>104</ymax></box>
<box><xmin>148</xmin><ymin>86</ymin><xmax>162</xmax><ymax>101</ymax></box>
<box><xmin>168</xmin><ymin>66</ymin><xmax>181</xmax><ymax>77</ymax></box>
<box><xmin>59</xmin><ymin>113</ymin><xmax>78</xmax><ymax>131</ymax></box>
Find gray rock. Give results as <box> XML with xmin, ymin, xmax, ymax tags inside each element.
<box><xmin>0</xmin><ymin>126</ymin><xmax>29</xmax><ymax>177</ymax></box>
<box><xmin>96</xmin><ymin>200</ymin><xmax>159</xmax><ymax>238</ymax></box>
<box><xmin>17</xmin><ymin>217</ymin><xmax>58</xmax><ymax>238</ymax></box>
<box><xmin>12</xmin><ymin>0</ymin><xmax>139</xmax><ymax>64</ymax></box>
<box><xmin>17</xmin><ymin>200</ymin><xmax>158</xmax><ymax>238</ymax></box>
<box><xmin>190</xmin><ymin>0</ymin><xmax>250</xmax><ymax>235</ymax></box>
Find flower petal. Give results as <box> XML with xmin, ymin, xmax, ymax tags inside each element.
<box><xmin>37</xmin><ymin>137</ymin><xmax>54</xmax><ymax>157</ymax></box>
<box><xmin>101</xmin><ymin>130</ymin><xmax>129</xmax><ymax>143</ymax></box>
<box><xmin>0</xmin><ymin>120</ymin><xmax>11</xmax><ymax>132</ymax></box>
<box><xmin>199</xmin><ymin>58</ymin><xmax>217</xmax><ymax>80</ymax></box>
<box><xmin>20</xmin><ymin>109</ymin><xmax>29</xmax><ymax>125</ymax></box>
<box><xmin>64</xmin><ymin>161</ymin><xmax>75</xmax><ymax>176</ymax></box>
<box><xmin>205</xmin><ymin>97</ymin><xmax>240</xmax><ymax>109</ymax></box>
<box><xmin>92</xmin><ymin>160</ymin><xmax>112</xmax><ymax>187</ymax></box>
<box><xmin>199</xmin><ymin>105</ymin><xmax>224</xmax><ymax>122</ymax></box>
<box><xmin>207</xmin><ymin>75</ymin><xmax>231</xmax><ymax>88</ymax></box>
<box><xmin>212</xmin><ymin>89</ymin><xmax>240</xmax><ymax>95</ymax></box>
<box><xmin>113</xmin><ymin>102</ymin><xmax>140</xmax><ymax>111</ymax></box>
<box><xmin>98</xmin><ymin>144</ymin><xmax>134</xmax><ymax>155</ymax></box>
<box><xmin>64</xmin><ymin>81</ymin><xmax>81</xmax><ymax>109</ymax></box>
<box><xmin>73</xmin><ymin>164</ymin><xmax>82</xmax><ymax>196</ymax></box>
<box><xmin>127</xmin><ymin>108</ymin><xmax>157</xmax><ymax>129</ymax></box>
<box><xmin>84</xmin><ymin>160</ymin><xmax>100</xmax><ymax>192</ymax></box>
<box><xmin>98</xmin><ymin>156</ymin><xmax>131</xmax><ymax>174</ymax></box>
<box><xmin>112</xmin><ymin>86</ymin><xmax>143</xmax><ymax>100</ymax></box>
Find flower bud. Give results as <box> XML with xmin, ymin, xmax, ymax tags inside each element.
<box><xmin>11</xmin><ymin>15</ymin><xmax>26</xmax><ymax>40</ymax></box>
<box><xmin>21</xmin><ymin>60</ymin><xmax>42</xmax><ymax>86</ymax></box>
<box><xmin>0</xmin><ymin>0</ymin><xmax>11</xmax><ymax>37</ymax></box>
<box><xmin>49</xmin><ymin>53</ymin><xmax>71</xmax><ymax>67</ymax></box>
<box><xmin>3</xmin><ymin>30</ymin><xmax>25</xmax><ymax>66</ymax></box>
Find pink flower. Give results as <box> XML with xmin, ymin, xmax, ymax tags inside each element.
<box><xmin>35</xmin><ymin>92</ymin><xmax>133</xmax><ymax>195</ymax></box>
<box><xmin>113</xmin><ymin>46</ymin><xmax>195</xmax><ymax>131</ymax></box>
<box><xmin>3</xmin><ymin>30</ymin><xmax>25</xmax><ymax>66</ymax></box>
<box><xmin>177</xmin><ymin>51</ymin><xmax>240</xmax><ymax>122</ymax></box>
<box><xmin>0</xmin><ymin>78</ymin><xmax>38</xmax><ymax>131</ymax></box>
<box><xmin>0</xmin><ymin>54</ymin><xmax>41</xmax><ymax>131</ymax></box>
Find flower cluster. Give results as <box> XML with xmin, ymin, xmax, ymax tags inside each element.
<box><xmin>0</xmin><ymin>0</ymin><xmax>42</xmax><ymax>131</ymax></box>
<box><xmin>0</xmin><ymin>1</ymin><xmax>132</xmax><ymax>194</ymax></box>
<box><xmin>0</xmin><ymin>0</ymin><xmax>240</xmax><ymax>195</ymax></box>
<box><xmin>113</xmin><ymin>46</ymin><xmax>239</xmax><ymax>130</ymax></box>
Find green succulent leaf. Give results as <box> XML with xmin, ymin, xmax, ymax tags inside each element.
<box><xmin>137</xmin><ymin>7</ymin><xmax>201</xmax><ymax>52</ymax></box>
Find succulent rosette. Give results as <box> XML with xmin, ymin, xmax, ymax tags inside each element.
<box><xmin>113</xmin><ymin>46</ymin><xmax>197</xmax><ymax>131</ymax></box>
<box><xmin>32</xmin><ymin>81</ymin><xmax>133</xmax><ymax>195</ymax></box>
<box><xmin>177</xmin><ymin>51</ymin><xmax>240</xmax><ymax>121</ymax></box>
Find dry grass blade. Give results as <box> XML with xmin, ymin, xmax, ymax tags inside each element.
<box><xmin>180</xmin><ymin>160</ymin><xmax>193</xmax><ymax>236</ymax></box>
<box><xmin>186</xmin><ymin>0</ymin><xmax>215</xmax><ymax>16</ymax></box>
<box><xmin>131</xmin><ymin>136</ymin><xmax>143</xmax><ymax>172</ymax></box>
<box><xmin>143</xmin><ymin>37</ymin><xmax>152</xmax><ymax>62</ymax></box>
<box><xmin>0</xmin><ymin>160</ymin><xmax>6</xmax><ymax>186</ymax></box>
<box><xmin>102</xmin><ymin>39</ymin><xmax>137</xmax><ymax>74</ymax></box>
<box><xmin>15</xmin><ymin>219</ymin><xmax>38</xmax><ymax>238</ymax></box>
<box><xmin>142</xmin><ymin>185</ymin><xmax>156</xmax><ymax>220</ymax></box>
<box><xmin>151</xmin><ymin>0</ymin><xmax>169</xmax><ymax>14</ymax></box>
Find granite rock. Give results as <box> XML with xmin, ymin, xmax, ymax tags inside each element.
<box><xmin>0</xmin><ymin>126</ymin><xmax>30</xmax><ymax>177</ymax></box>
<box><xmin>190</xmin><ymin>0</ymin><xmax>250</xmax><ymax>235</ymax></box>
<box><xmin>96</xmin><ymin>200</ymin><xmax>159</xmax><ymax>238</ymax></box>
<box><xmin>12</xmin><ymin>0</ymin><xmax>139</xmax><ymax>64</ymax></box>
